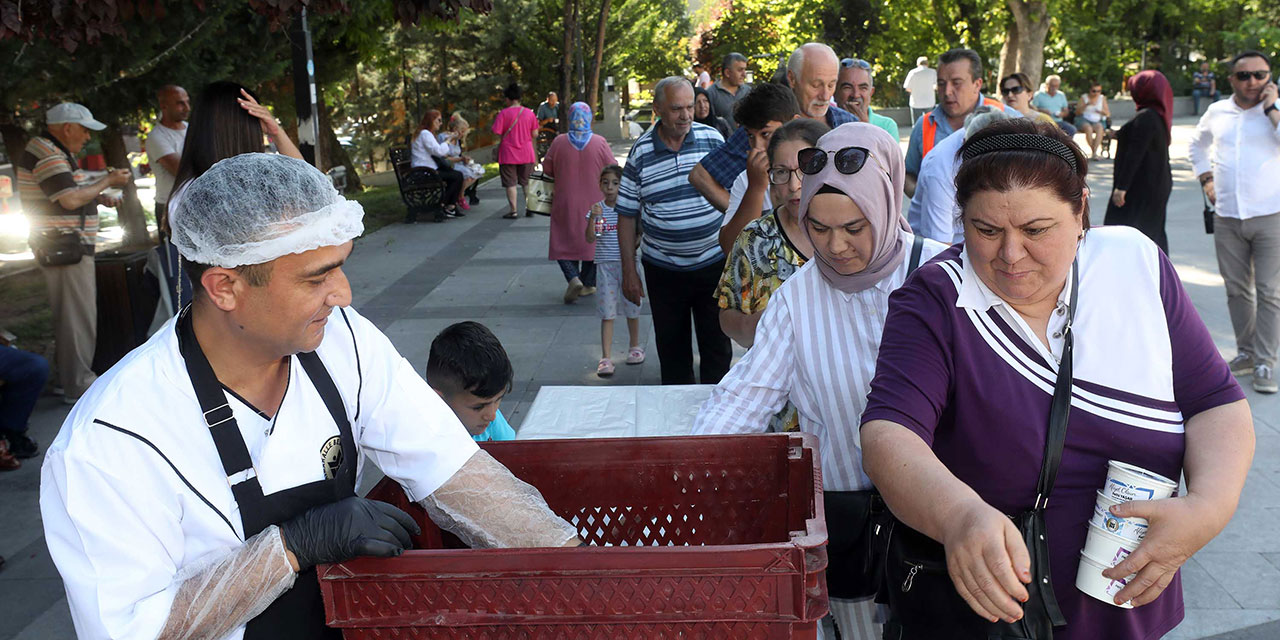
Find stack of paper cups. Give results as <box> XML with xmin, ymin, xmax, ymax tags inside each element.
<box><xmin>1075</xmin><ymin>461</ymin><xmax>1177</xmax><ymax>608</ymax></box>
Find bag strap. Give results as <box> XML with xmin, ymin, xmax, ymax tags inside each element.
<box><xmin>1033</xmin><ymin>259</ymin><xmax>1079</xmax><ymax>510</ymax></box>
<box><xmin>504</xmin><ymin>107</ymin><xmax>525</xmax><ymax>136</ymax></box>
<box><xmin>907</xmin><ymin>234</ymin><xmax>925</xmax><ymax>274</ymax></box>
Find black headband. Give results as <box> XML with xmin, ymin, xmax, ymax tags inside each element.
<box><xmin>961</xmin><ymin>133</ymin><xmax>1079</xmax><ymax>173</ymax></box>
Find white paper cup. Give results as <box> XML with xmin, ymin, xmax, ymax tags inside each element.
<box><xmin>1082</xmin><ymin>523</ymin><xmax>1139</xmax><ymax>568</ymax></box>
<box><xmin>1090</xmin><ymin>491</ymin><xmax>1149</xmax><ymax>542</ymax></box>
<box><xmin>1104</xmin><ymin>460</ymin><xmax>1177</xmax><ymax>502</ymax></box>
<box><xmin>1076</xmin><ymin>552</ymin><xmax>1135</xmax><ymax>609</ymax></box>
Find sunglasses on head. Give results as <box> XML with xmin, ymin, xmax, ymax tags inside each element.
<box><xmin>797</xmin><ymin>146</ymin><xmax>880</xmax><ymax>177</ymax></box>
<box><xmin>1000</xmin><ymin>85</ymin><xmax>1025</xmax><ymax>95</ymax></box>
<box><xmin>840</xmin><ymin>57</ymin><xmax>871</xmax><ymax>70</ymax></box>
<box><xmin>1234</xmin><ymin>70</ymin><xmax>1271</xmax><ymax>81</ymax></box>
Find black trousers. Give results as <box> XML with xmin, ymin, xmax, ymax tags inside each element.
<box><xmin>643</xmin><ymin>259</ymin><xmax>732</xmax><ymax>385</ymax></box>
<box><xmin>436</xmin><ymin>166</ymin><xmax>464</xmax><ymax>205</ymax></box>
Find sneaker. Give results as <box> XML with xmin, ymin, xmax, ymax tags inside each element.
<box><xmin>458</xmin><ymin>197</ymin><xmax>470</xmax><ymax>211</ymax></box>
<box><xmin>1228</xmin><ymin>354</ymin><xmax>1255</xmax><ymax>376</ymax></box>
<box><xmin>580</xmin><ymin>286</ymin><xmax>597</xmax><ymax>297</ymax></box>
<box><xmin>625</xmin><ymin>347</ymin><xmax>646</xmax><ymax>365</ymax></box>
<box><xmin>468</xmin><ymin>193</ymin><xmax>480</xmax><ymax>205</ymax></box>
<box><xmin>1255</xmin><ymin>365</ymin><xmax>1278</xmax><ymax>394</ymax></box>
<box><xmin>1</xmin><ymin>432</ymin><xmax>39</xmax><ymax>459</ymax></box>
<box><xmin>564</xmin><ymin>278</ymin><xmax>584</xmax><ymax>304</ymax></box>
<box><xmin>596</xmin><ymin>358</ymin><xmax>615</xmax><ymax>377</ymax></box>
<box><xmin>0</xmin><ymin>440</ymin><xmax>19</xmax><ymax>471</ymax></box>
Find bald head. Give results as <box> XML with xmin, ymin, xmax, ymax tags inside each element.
<box><xmin>157</xmin><ymin>85</ymin><xmax>190</xmax><ymax>124</ymax></box>
<box><xmin>786</xmin><ymin>43</ymin><xmax>839</xmax><ymax>120</ymax></box>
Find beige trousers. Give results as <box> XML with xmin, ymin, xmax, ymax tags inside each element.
<box><xmin>39</xmin><ymin>255</ymin><xmax>97</xmax><ymax>397</ymax></box>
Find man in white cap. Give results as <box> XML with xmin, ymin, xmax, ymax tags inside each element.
<box><xmin>41</xmin><ymin>154</ymin><xmax>581</xmax><ymax>639</ymax></box>
<box><xmin>16</xmin><ymin>102</ymin><xmax>131</xmax><ymax>407</ymax></box>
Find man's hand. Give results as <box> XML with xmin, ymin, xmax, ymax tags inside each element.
<box><xmin>1203</xmin><ymin>180</ymin><xmax>1217</xmax><ymax>205</ymax></box>
<box><xmin>846</xmin><ymin>98</ymin><xmax>870</xmax><ymax>124</ymax></box>
<box><xmin>279</xmin><ymin>497</ymin><xmax>420</xmax><ymax>571</ymax></box>
<box><xmin>106</xmin><ymin>168</ymin><xmax>131</xmax><ymax>188</ymax></box>
<box><xmin>745</xmin><ymin>147</ymin><xmax>769</xmax><ymax>190</ymax></box>
<box><xmin>1111</xmin><ymin>189</ymin><xmax>1126</xmax><ymax>208</ymax></box>
<box><xmin>622</xmin><ymin>268</ymin><xmax>645</xmax><ymax>305</ymax></box>
<box><xmin>1262</xmin><ymin>82</ymin><xmax>1278</xmax><ymax>110</ymax></box>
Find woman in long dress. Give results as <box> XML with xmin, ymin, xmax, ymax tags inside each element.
<box><xmin>541</xmin><ymin>102</ymin><xmax>618</xmax><ymax>303</ymax></box>
<box><xmin>1104</xmin><ymin>70</ymin><xmax>1173</xmax><ymax>254</ymax></box>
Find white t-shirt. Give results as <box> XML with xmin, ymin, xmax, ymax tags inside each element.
<box><xmin>411</xmin><ymin>129</ymin><xmax>451</xmax><ymax>170</ymax></box>
<box><xmin>723</xmin><ymin>170</ymin><xmax>773</xmax><ymax>228</ymax></box>
<box><xmin>903</xmin><ymin>66</ymin><xmax>938</xmax><ymax>109</ymax></box>
<box><xmin>146</xmin><ymin>122</ymin><xmax>188</xmax><ymax>204</ymax></box>
<box><xmin>40</xmin><ymin>306</ymin><xmax>478</xmax><ymax>640</ymax></box>
<box><xmin>696</xmin><ymin>71</ymin><xmax>713</xmax><ymax>89</ymax></box>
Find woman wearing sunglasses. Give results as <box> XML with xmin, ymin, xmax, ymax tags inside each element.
<box><xmin>1000</xmin><ymin>73</ymin><xmax>1057</xmax><ymax>127</ymax></box>
<box><xmin>1076</xmin><ymin>81</ymin><xmax>1111</xmax><ymax>159</ymax></box>
<box><xmin>694</xmin><ymin>122</ymin><xmax>947</xmax><ymax>638</ymax></box>
<box><xmin>860</xmin><ymin>118</ymin><xmax>1252</xmax><ymax>639</ymax></box>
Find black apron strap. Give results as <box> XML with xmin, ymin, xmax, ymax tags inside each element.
<box><xmin>296</xmin><ymin>350</ymin><xmax>358</xmax><ymax>496</ymax></box>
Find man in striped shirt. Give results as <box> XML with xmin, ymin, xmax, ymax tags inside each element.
<box><xmin>617</xmin><ymin>77</ymin><xmax>732</xmax><ymax>385</ymax></box>
<box><xmin>17</xmin><ymin>103</ymin><xmax>131</xmax><ymax>402</ymax></box>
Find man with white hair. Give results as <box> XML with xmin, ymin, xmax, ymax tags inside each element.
<box><xmin>906</xmin><ymin>106</ymin><xmax>1017</xmax><ymax>243</ymax></box>
<box><xmin>41</xmin><ymin>153</ymin><xmax>581</xmax><ymax>639</ymax></box>
<box><xmin>690</xmin><ymin>42</ymin><xmax>855</xmax><ymax>212</ymax></box>
<box><xmin>617</xmin><ymin>76</ymin><xmax>731</xmax><ymax>385</ymax></box>
<box><xmin>1032</xmin><ymin>74</ymin><xmax>1077</xmax><ymax>135</ymax></box>
<box><xmin>903</xmin><ymin>56</ymin><xmax>937</xmax><ymax>123</ymax></box>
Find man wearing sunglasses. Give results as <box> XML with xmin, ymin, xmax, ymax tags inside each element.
<box><xmin>1190</xmin><ymin>50</ymin><xmax>1280</xmax><ymax>394</ymax></box>
<box><xmin>835</xmin><ymin>57</ymin><xmax>899</xmax><ymax>140</ymax></box>
<box><xmin>904</xmin><ymin>48</ymin><xmax>1018</xmax><ymax>197</ymax></box>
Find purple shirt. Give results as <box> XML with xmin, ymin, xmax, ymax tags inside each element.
<box><xmin>862</xmin><ymin>227</ymin><xmax>1243</xmax><ymax>640</ymax></box>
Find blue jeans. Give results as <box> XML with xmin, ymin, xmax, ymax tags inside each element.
<box><xmin>1056</xmin><ymin>120</ymin><xmax>1077</xmax><ymax>136</ymax></box>
<box><xmin>557</xmin><ymin>260</ymin><xmax>596</xmax><ymax>287</ymax></box>
<box><xmin>1193</xmin><ymin>88</ymin><xmax>1219</xmax><ymax>114</ymax></box>
<box><xmin>0</xmin><ymin>345</ymin><xmax>49</xmax><ymax>433</ymax></box>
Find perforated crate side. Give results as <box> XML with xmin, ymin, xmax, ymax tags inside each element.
<box><xmin>337</xmin><ymin>621</ymin><xmax>817</xmax><ymax>639</ymax></box>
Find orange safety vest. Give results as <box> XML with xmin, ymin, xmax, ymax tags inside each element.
<box><xmin>921</xmin><ymin>96</ymin><xmax>1005</xmax><ymax>158</ymax></box>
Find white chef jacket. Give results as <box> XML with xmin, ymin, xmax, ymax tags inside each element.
<box><xmin>40</xmin><ymin>306</ymin><xmax>479</xmax><ymax>640</ymax></box>
<box><xmin>1189</xmin><ymin>97</ymin><xmax>1280</xmax><ymax>220</ymax></box>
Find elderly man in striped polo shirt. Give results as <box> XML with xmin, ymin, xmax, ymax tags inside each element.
<box><xmin>17</xmin><ymin>103</ymin><xmax>131</xmax><ymax>403</ymax></box>
<box><xmin>617</xmin><ymin>77</ymin><xmax>732</xmax><ymax>385</ymax></box>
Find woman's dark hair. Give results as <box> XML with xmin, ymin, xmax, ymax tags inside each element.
<box><xmin>734</xmin><ymin>82</ymin><xmax>800</xmax><ymax>130</ymax></box>
<box><xmin>1000</xmin><ymin>72</ymin><xmax>1031</xmax><ymax>91</ymax></box>
<box><xmin>417</xmin><ymin>109</ymin><xmax>442</xmax><ymax>134</ymax></box>
<box><xmin>600</xmin><ymin>164</ymin><xmax>623</xmax><ymax>180</ymax></box>
<box><xmin>955</xmin><ymin>118</ymin><xmax>1091</xmax><ymax>227</ymax></box>
<box><xmin>503</xmin><ymin>82</ymin><xmax>522</xmax><ymax>102</ymax></box>
<box><xmin>426</xmin><ymin>321</ymin><xmax>514</xmax><ymax>399</ymax></box>
<box><xmin>766</xmin><ymin>118</ymin><xmax>828</xmax><ymax>162</ymax></box>
<box><xmin>170</xmin><ymin>81</ymin><xmax>267</xmax><ymax>201</ymax></box>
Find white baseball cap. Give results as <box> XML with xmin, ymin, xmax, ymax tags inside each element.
<box><xmin>46</xmin><ymin>103</ymin><xmax>106</xmax><ymax>131</ymax></box>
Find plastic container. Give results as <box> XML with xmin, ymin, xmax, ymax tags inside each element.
<box><xmin>1090</xmin><ymin>491</ymin><xmax>1149</xmax><ymax>542</ymax></box>
<box><xmin>1076</xmin><ymin>553</ymin><xmax>1135</xmax><ymax>609</ymax></box>
<box><xmin>1103</xmin><ymin>460</ymin><xmax>1177</xmax><ymax>502</ymax></box>
<box><xmin>319</xmin><ymin>433</ymin><xmax>829</xmax><ymax>638</ymax></box>
<box><xmin>1082</xmin><ymin>523</ymin><xmax>1138</xmax><ymax>568</ymax></box>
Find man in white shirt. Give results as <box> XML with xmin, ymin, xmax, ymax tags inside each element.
<box><xmin>694</xmin><ymin>62</ymin><xmax>713</xmax><ymax>90</ymax></box>
<box><xmin>146</xmin><ymin>84</ymin><xmax>189</xmax><ymax>237</ymax></box>
<box><xmin>41</xmin><ymin>154</ymin><xmax>579</xmax><ymax>640</ymax></box>
<box><xmin>1190</xmin><ymin>50</ymin><xmax>1280</xmax><ymax>394</ymax></box>
<box><xmin>907</xmin><ymin>106</ymin><xmax>1015</xmax><ymax>244</ymax></box>
<box><xmin>903</xmin><ymin>56</ymin><xmax>937</xmax><ymax>124</ymax></box>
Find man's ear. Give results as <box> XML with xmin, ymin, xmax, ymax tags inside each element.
<box><xmin>790</xmin><ymin>113</ymin><xmax>801</xmax><ymax>121</ymax></box>
<box><xmin>201</xmin><ymin>267</ymin><xmax>243</xmax><ymax>312</ymax></box>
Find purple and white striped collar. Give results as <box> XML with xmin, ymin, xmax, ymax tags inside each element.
<box><xmin>954</xmin><ymin>246</ymin><xmax>1077</xmax><ymax>314</ymax></box>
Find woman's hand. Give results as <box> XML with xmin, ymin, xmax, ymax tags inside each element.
<box><xmin>1103</xmin><ymin>494</ymin><xmax>1225</xmax><ymax>607</ymax></box>
<box><xmin>942</xmin><ymin>499</ymin><xmax>1032</xmax><ymax>623</ymax></box>
<box><xmin>1111</xmin><ymin>189</ymin><xmax>1126</xmax><ymax>208</ymax></box>
<box><xmin>237</xmin><ymin>89</ymin><xmax>283</xmax><ymax>138</ymax></box>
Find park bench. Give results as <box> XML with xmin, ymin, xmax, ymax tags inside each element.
<box><xmin>389</xmin><ymin>146</ymin><xmax>446</xmax><ymax>223</ymax></box>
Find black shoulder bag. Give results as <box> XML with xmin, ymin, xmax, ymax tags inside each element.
<box><xmin>31</xmin><ymin>206</ymin><xmax>88</xmax><ymax>267</ymax></box>
<box><xmin>824</xmin><ymin>234</ymin><xmax>926</xmax><ymax>600</ymax></box>
<box><xmin>877</xmin><ymin>261</ymin><xmax>1078</xmax><ymax>640</ymax></box>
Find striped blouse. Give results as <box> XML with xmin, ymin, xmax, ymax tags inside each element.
<box><xmin>692</xmin><ymin>229</ymin><xmax>946</xmax><ymax>492</ymax></box>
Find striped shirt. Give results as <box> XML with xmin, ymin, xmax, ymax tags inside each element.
<box><xmin>616</xmin><ymin>122</ymin><xmax>725</xmax><ymax>271</ymax></box>
<box><xmin>587</xmin><ymin>201</ymin><xmax>622</xmax><ymax>262</ymax></box>
<box><xmin>692</xmin><ymin>229</ymin><xmax>946</xmax><ymax>492</ymax></box>
<box><xmin>17</xmin><ymin>135</ymin><xmax>97</xmax><ymax>247</ymax></box>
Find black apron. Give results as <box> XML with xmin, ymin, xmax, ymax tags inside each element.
<box><xmin>177</xmin><ymin>310</ymin><xmax>355</xmax><ymax>639</ymax></box>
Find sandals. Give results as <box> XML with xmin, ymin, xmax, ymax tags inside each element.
<box><xmin>626</xmin><ymin>347</ymin><xmax>646</xmax><ymax>365</ymax></box>
<box><xmin>597</xmin><ymin>358</ymin><xmax>615</xmax><ymax>377</ymax></box>
<box><xmin>503</xmin><ymin>211</ymin><xmax>519</xmax><ymax>219</ymax></box>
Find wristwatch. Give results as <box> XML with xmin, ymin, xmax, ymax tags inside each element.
<box><xmin>1266</xmin><ymin>103</ymin><xmax>1279</xmax><ymax>116</ymax></box>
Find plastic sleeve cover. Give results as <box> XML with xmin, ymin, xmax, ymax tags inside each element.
<box><xmin>420</xmin><ymin>449</ymin><xmax>580</xmax><ymax>549</ymax></box>
<box><xmin>157</xmin><ymin>525</ymin><xmax>297</xmax><ymax>639</ymax></box>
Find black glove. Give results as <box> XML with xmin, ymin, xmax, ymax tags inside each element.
<box><xmin>279</xmin><ymin>496</ymin><xmax>421</xmax><ymax>570</ymax></box>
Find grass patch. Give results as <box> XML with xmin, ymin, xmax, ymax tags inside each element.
<box><xmin>352</xmin><ymin>165</ymin><xmax>501</xmax><ymax>236</ymax></box>
<box><xmin>0</xmin><ymin>269</ymin><xmax>55</xmax><ymax>360</ymax></box>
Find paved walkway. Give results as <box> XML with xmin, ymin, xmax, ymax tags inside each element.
<box><xmin>3</xmin><ymin>120</ymin><xmax>1280</xmax><ymax>638</ymax></box>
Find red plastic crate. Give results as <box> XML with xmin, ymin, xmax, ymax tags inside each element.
<box><xmin>318</xmin><ymin>432</ymin><xmax>830</xmax><ymax>638</ymax></box>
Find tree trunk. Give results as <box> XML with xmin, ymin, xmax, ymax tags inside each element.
<box><xmin>317</xmin><ymin>91</ymin><xmax>363</xmax><ymax>193</ymax></box>
<box><xmin>1007</xmin><ymin>0</ymin><xmax>1052</xmax><ymax>89</ymax></box>
<box><xmin>560</xmin><ymin>0</ymin><xmax>575</xmax><ymax>133</ymax></box>
<box><xmin>573</xmin><ymin>1</ymin><xmax>586</xmax><ymax>104</ymax></box>
<box><xmin>1</xmin><ymin>121</ymin><xmax>27</xmax><ymax>170</ymax></box>
<box><xmin>999</xmin><ymin>17</ymin><xmax>1021</xmax><ymax>81</ymax></box>
<box><xmin>586</xmin><ymin>0</ymin><xmax>613</xmax><ymax>116</ymax></box>
<box><xmin>101</xmin><ymin>125</ymin><xmax>150</xmax><ymax>250</ymax></box>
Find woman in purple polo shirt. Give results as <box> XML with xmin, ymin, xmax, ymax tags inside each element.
<box><xmin>861</xmin><ymin>119</ymin><xmax>1254</xmax><ymax>639</ymax></box>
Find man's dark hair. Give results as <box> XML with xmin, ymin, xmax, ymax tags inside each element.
<box><xmin>939</xmin><ymin>48</ymin><xmax>983</xmax><ymax>81</ymax></box>
<box><xmin>734</xmin><ymin>82</ymin><xmax>800</xmax><ymax>130</ymax></box>
<box><xmin>181</xmin><ymin>258</ymin><xmax>274</xmax><ymax>299</ymax></box>
<box><xmin>503</xmin><ymin>82</ymin><xmax>522</xmax><ymax>102</ymax></box>
<box><xmin>600</xmin><ymin>164</ymin><xmax>622</xmax><ymax>180</ymax></box>
<box><xmin>1231</xmin><ymin>50</ymin><xmax>1272</xmax><ymax>69</ymax></box>
<box><xmin>426</xmin><ymin>321</ymin><xmax>513</xmax><ymax>399</ymax></box>
<box><xmin>721</xmin><ymin>52</ymin><xmax>748</xmax><ymax>72</ymax></box>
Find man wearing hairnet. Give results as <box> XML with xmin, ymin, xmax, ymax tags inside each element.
<box><xmin>39</xmin><ymin>154</ymin><xmax>580</xmax><ymax>639</ymax></box>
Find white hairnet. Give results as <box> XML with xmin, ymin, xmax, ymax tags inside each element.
<box><xmin>171</xmin><ymin>153</ymin><xmax>364</xmax><ymax>268</ymax></box>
